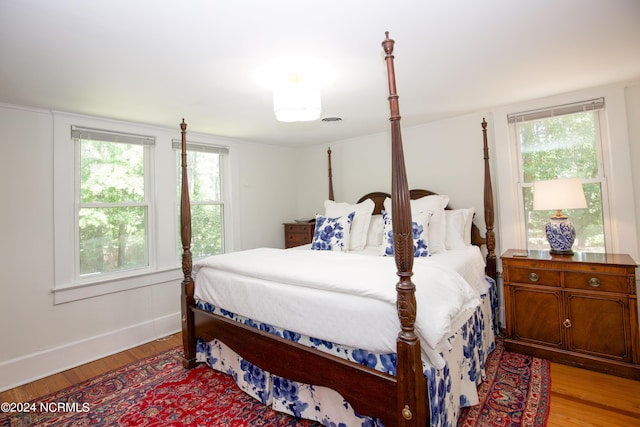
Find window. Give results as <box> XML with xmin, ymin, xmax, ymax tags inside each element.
<box><xmin>509</xmin><ymin>98</ymin><xmax>607</xmax><ymax>253</ymax></box>
<box><xmin>174</xmin><ymin>140</ymin><xmax>228</xmax><ymax>258</ymax></box>
<box><xmin>54</xmin><ymin>115</ymin><xmax>231</xmax><ymax>303</ymax></box>
<box><xmin>72</xmin><ymin>127</ymin><xmax>155</xmax><ymax>277</ymax></box>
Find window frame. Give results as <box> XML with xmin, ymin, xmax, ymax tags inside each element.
<box><xmin>173</xmin><ymin>139</ymin><xmax>229</xmax><ymax>260</ymax></box>
<box><xmin>53</xmin><ymin>114</ymin><xmax>180</xmax><ymax>304</ymax></box>
<box><xmin>509</xmin><ymin>99</ymin><xmax>613</xmax><ymax>252</ymax></box>
<box><xmin>73</xmin><ymin>126</ymin><xmax>156</xmax><ymax>278</ymax></box>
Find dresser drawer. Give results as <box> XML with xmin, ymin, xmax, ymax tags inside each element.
<box><xmin>564</xmin><ymin>271</ymin><xmax>628</xmax><ymax>293</ymax></box>
<box><xmin>285</xmin><ymin>224</ymin><xmax>313</xmax><ymax>234</ymax></box>
<box><xmin>287</xmin><ymin>233</ymin><xmax>311</xmax><ymax>245</ymax></box>
<box><xmin>508</xmin><ymin>266</ymin><xmax>561</xmax><ymax>287</ymax></box>
<box><xmin>284</xmin><ymin>223</ymin><xmax>315</xmax><ymax>248</ymax></box>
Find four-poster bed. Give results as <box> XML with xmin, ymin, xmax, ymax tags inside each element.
<box><xmin>179</xmin><ymin>33</ymin><xmax>497</xmax><ymax>427</ymax></box>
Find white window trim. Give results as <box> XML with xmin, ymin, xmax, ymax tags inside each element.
<box><xmin>491</xmin><ymin>84</ymin><xmax>638</xmax><ymax>259</ymax></box>
<box><xmin>510</xmin><ymin>105</ymin><xmax>612</xmax><ymax>252</ymax></box>
<box><xmin>73</xmin><ymin>126</ymin><xmax>156</xmax><ymax>280</ymax></box>
<box><xmin>53</xmin><ymin>113</ymin><xmax>235</xmax><ymax>304</ymax></box>
<box><xmin>53</xmin><ymin>113</ymin><xmax>179</xmax><ymax>304</ymax></box>
<box><xmin>172</xmin><ymin>138</ymin><xmax>230</xmax><ymax>259</ymax></box>
<box><xmin>52</xmin><ymin>267</ymin><xmax>181</xmax><ymax>304</ymax></box>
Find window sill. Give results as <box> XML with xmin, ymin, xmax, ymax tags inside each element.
<box><xmin>52</xmin><ymin>267</ymin><xmax>182</xmax><ymax>304</ymax></box>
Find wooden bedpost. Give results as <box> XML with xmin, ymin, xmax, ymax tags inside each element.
<box><xmin>382</xmin><ymin>32</ymin><xmax>428</xmax><ymax>427</ymax></box>
<box><xmin>481</xmin><ymin>119</ymin><xmax>497</xmax><ymax>281</ymax></box>
<box><xmin>327</xmin><ymin>147</ymin><xmax>335</xmax><ymax>201</ymax></box>
<box><xmin>179</xmin><ymin>119</ymin><xmax>197</xmax><ymax>369</ymax></box>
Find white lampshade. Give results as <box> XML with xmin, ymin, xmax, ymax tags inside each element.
<box><xmin>533</xmin><ymin>178</ymin><xmax>587</xmax><ymax>255</ymax></box>
<box><xmin>533</xmin><ymin>178</ymin><xmax>587</xmax><ymax>212</ymax></box>
<box><xmin>273</xmin><ymin>77</ymin><xmax>321</xmax><ymax>122</ymax></box>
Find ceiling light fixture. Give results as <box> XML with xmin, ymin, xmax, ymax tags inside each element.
<box><xmin>273</xmin><ymin>74</ymin><xmax>321</xmax><ymax>122</ymax></box>
<box><xmin>255</xmin><ymin>57</ymin><xmax>334</xmax><ymax>123</ymax></box>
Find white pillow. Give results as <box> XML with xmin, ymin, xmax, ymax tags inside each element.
<box><xmin>366</xmin><ymin>214</ymin><xmax>384</xmax><ymax>247</ymax></box>
<box><xmin>445</xmin><ymin>208</ymin><xmax>474</xmax><ymax>249</ymax></box>
<box><xmin>445</xmin><ymin>210</ymin><xmax>466</xmax><ymax>249</ymax></box>
<box><xmin>460</xmin><ymin>207</ymin><xmax>475</xmax><ymax>245</ymax></box>
<box><xmin>384</xmin><ymin>194</ymin><xmax>449</xmax><ymax>253</ymax></box>
<box><xmin>380</xmin><ymin>210</ymin><xmax>432</xmax><ymax>257</ymax></box>
<box><xmin>325</xmin><ymin>198</ymin><xmax>375</xmax><ymax>251</ymax></box>
<box><xmin>311</xmin><ymin>212</ymin><xmax>355</xmax><ymax>252</ymax></box>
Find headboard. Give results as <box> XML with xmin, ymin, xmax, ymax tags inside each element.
<box><xmin>328</xmin><ymin>118</ymin><xmax>496</xmax><ymax>281</ymax></box>
<box><xmin>357</xmin><ymin>189</ymin><xmax>487</xmax><ymax>248</ymax></box>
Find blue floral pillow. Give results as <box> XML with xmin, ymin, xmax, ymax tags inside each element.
<box><xmin>311</xmin><ymin>212</ymin><xmax>355</xmax><ymax>252</ymax></box>
<box><xmin>381</xmin><ymin>210</ymin><xmax>432</xmax><ymax>257</ymax></box>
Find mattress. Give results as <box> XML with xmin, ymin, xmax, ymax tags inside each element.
<box><xmin>193</xmin><ymin>244</ymin><xmax>487</xmax><ymax>369</ymax></box>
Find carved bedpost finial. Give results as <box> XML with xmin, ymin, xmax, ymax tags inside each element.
<box><xmin>382</xmin><ymin>32</ymin><xmax>400</xmax><ymax>123</ymax></box>
<box><xmin>481</xmin><ymin>118</ymin><xmax>497</xmax><ymax>280</ymax></box>
<box><xmin>180</xmin><ymin>119</ymin><xmax>192</xmax><ymax>279</ymax></box>
<box><xmin>179</xmin><ymin>119</ymin><xmax>196</xmax><ymax>368</ymax></box>
<box><xmin>382</xmin><ymin>32</ymin><xmax>427</xmax><ymax>426</ymax></box>
<box><xmin>382</xmin><ymin>31</ymin><xmax>394</xmax><ymax>55</ymax></box>
<box><xmin>328</xmin><ymin>147</ymin><xmax>335</xmax><ymax>201</ymax></box>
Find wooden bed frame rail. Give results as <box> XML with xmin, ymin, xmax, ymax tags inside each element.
<box><xmin>179</xmin><ymin>33</ymin><xmax>496</xmax><ymax>427</ymax></box>
<box><xmin>193</xmin><ymin>306</ymin><xmax>398</xmax><ymax>424</ymax></box>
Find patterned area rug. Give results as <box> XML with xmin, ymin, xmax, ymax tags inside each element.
<box><xmin>457</xmin><ymin>337</ymin><xmax>551</xmax><ymax>426</ymax></box>
<box><xmin>1</xmin><ymin>338</ymin><xmax>550</xmax><ymax>426</ymax></box>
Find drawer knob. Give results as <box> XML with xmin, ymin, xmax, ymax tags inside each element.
<box><xmin>588</xmin><ymin>277</ymin><xmax>601</xmax><ymax>288</ymax></box>
<box><xmin>563</xmin><ymin>318</ymin><xmax>572</xmax><ymax>328</ymax></box>
<box><xmin>528</xmin><ymin>272</ymin><xmax>539</xmax><ymax>282</ymax></box>
<box><xmin>402</xmin><ymin>405</ymin><xmax>413</xmax><ymax>420</ymax></box>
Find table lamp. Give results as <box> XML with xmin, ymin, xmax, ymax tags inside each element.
<box><xmin>533</xmin><ymin>178</ymin><xmax>587</xmax><ymax>255</ymax></box>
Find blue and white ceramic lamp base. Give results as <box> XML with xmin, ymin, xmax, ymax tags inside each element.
<box><xmin>545</xmin><ymin>216</ymin><xmax>576</xmax><ymax>255</ymax></box>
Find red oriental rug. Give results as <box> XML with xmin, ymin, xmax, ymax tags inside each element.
<box><xmin>457</xmin><ymin>337</ymin><xmax>551</xmax><ymax>426</ymax></box>
<box><xmin>1</xmin><ymin>337</ymin><xmax>550</xmax><ymax>426</ymax></box>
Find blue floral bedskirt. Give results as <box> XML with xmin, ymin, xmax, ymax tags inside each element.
<box><xmin>196</xmin><ymin>277</ymin><xmax>497</xmax><ymax>427</ymax></box>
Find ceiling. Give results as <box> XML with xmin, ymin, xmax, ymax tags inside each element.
<box><xmin>1</xmin><ymin>0</ymin><xmax>639</xmax><ymax>146</ymax></box>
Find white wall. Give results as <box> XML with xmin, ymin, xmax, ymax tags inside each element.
<box><xmin>297</xmin><ymin>82</ymin><xmax>639</xmax><ymax>263</ymax></box>
<box><xmin>296</xmin><ymin>81</ymin><xmax>640</xmax><ymax>327</ymax></box>
<box><xmin>295</xmin><ymin>112</ymin><xmax>493</xmax><ymax>241</ymax></box>
<box><xmin>1</xmin><ymin>79</ymin><xmax>638</xmax><ymax>391</ymax></box>
<box><xmin>625</xmin><ymin>82</ymin><xmax>640</xmax><ymax>259</ymax></box>
<box><xmin>627</xmin><ymin>81</ymin><xmax>640</xmax><ymax>324</ymax></box>
<box><xmin>233</xmin><ymin>140</ymin><xmax>299</xmax><ymax>248</ymax></box>
<box><xmin>0</xmin><ymin>104</ymin><xmax>297</xmax><ymax>391</ymax></box>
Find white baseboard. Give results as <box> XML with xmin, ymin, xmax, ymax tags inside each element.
<box><xmin>0</xmin><ymin>312</ymin><xmax>181</xmax><ymax>392</ymax></box>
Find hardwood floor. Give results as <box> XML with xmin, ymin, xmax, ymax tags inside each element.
<box><xmin>2</xmin><ymin>333</ymin><xmax>639</xmax><ymax>426</ymax></box>
<box><xmin>0</xmin><ymin>333</ymin><xmax>182</xmax><ymax>403</ymax></box>
<box><xmin>546</xmin><ymin>362</ymin><xmax>640</xmax><ymax>426</ymax></box>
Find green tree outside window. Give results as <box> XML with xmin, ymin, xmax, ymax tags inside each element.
<box><xmin>176</xmin><ymin>148</ymin><xmax>224</xmax><ymax>258</ymax></box>
<box><xmin>78</xmin><ymin>139</ymin><xmax>149</xmax><ymax>275</ymax></box>
<box><xmin>516</xmin><ymin>110</ymin><xmax>605</xmax><ymax>252</ymax></box>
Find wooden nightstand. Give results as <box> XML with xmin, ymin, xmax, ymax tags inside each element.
<box><xmin>283</xmin><ymin>222</ymin><xmax>315</xmax><ymax>248</ymax></box>
<box><xmin>501</xmin><ymin>249</ymin><xmax>640</xmax><ymax>379</ymax></box>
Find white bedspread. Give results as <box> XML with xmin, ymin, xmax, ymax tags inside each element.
<box><xmin>193</xmin><ymin>246</ymin><xmax>483</xmax><ymax>368</ymax></box>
